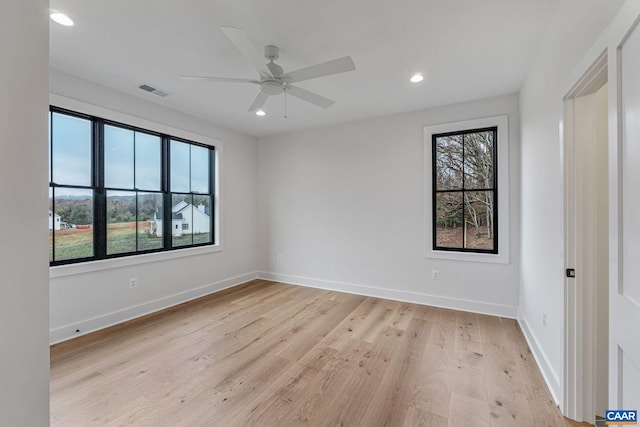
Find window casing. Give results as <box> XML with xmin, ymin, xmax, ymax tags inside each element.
<box><xmin>48</xmin><ymin>107</ymin><xmax>215</xmax><ymax>266</ymax></box>
<box><xmin>424</xmin><ymin>115</ymin><xmax>509</xmax><ymax>264</ymax></box>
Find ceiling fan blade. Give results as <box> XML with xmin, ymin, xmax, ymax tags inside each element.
<box><xmin>220</xmin><ymin>26</ymin><xmax>272</xmax><ymax>78</ymax></box>
<box><xmin>267</xmin><ymin>62</ymin><xmax>283</xmax><ymax>77</ymax></box>
<box><xmin>248</xmin><ymin>91</ymin><xmax>269</xmax><ymax>112</ymax></box>
<box><xmin>281</xmin><ymin>56</ymin><xmax>355</xmax><ymax>84</ymax></box>
<box><xmin>180</xmin><ymin>75</ymin><xmax>260</xmax><ymax>84</ymax></box>
<box><xmin>285</xmin><ymin>85</ymin><xmax>335</xmax><ymax>108</ymax></box>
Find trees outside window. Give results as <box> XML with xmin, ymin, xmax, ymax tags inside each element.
<box><xmin>432</xmin><ymin>127</ymin><xmax>497</xmax><ymax>253</ymax></box>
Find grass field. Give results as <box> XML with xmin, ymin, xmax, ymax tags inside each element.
<box><xmin>50</xmin><ymin>221</ymin><xmax>211</xmax><ymax>261</ymax></box>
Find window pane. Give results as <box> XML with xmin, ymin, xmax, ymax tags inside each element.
<box><xmin>192</xmin><ymin>195</ymin><xmax>212</xmax><ymax>244</ymax></box>
<box><xmin>435</xmin><ymin>192</ymin><xmax>463</xmax><ymax>248</ymax></box>
<box><xmin>138</xmin><ymin>192</ymin><xmax>163</xmax><ymax>251</ymax></box>
<box><xmin>106</xmin><ymin>191</ymin><xmax>137</xmax><ymax>255</ymax></box>
<box><xmin>464</xmin><ymin>191</ymin><xmax>495</xmax><ymax>250</ymax></box>
<box><xmin>54</xmin><ymin>188</ymin><xmax>94</xmax><ymax>261</ymax></box>
<box><xmin>435</xmin><ymin>135</ymin><xmax>463</xmax><ymax>190</ymax></box>
<box><xmin>464</xmin><ymin>131</ymin><xmax>494</xmax><ymax>190</ymax></box>
<box><xmin>135</xmin><ymin>132</ymin><xmax>161</xmax><ymax>191</ymax></box>
<box><xmin>191</xmin><ymin>145</ymin><xmax>209</xmax><ymax>194</ymax></box>
<box><xmin>170</xmin><ymin>140</ymin><xmax>190</xmax><ymax>192</ymax></box>
<box><xmin>171</xmin><ymin>194</ymin><xmax>193</xmax><ymax>247</ymax></box>
<box><xmin>52</xmin><ymin>113</ymin><xmax>92</xmax><ymax>186</ymax></box>
<box><xmin>104</xmin><ymin>125</ymin><xmax>134</xmax><ymax>189</ymax></box>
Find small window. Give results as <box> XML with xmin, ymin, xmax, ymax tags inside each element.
<box><xmin>433</xmin><ymin>127</ymin><xmax>497</xmax><ymax>253</ymax></box>
<box><xmin>424</xmin><ymin>115</ymin><xmax>509</xmax><ymax>264</ymax></box>
<box><xmin>182</xmin><ymin>223</ymin><xmax>189</xmax><ymax>231</ymax></box>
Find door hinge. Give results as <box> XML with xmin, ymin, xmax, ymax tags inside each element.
<box><xmin>566</xmin><ymin>268</ymin><xmax>576</xmax><ymax>278</ymax></box>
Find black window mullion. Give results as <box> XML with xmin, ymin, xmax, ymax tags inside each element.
<box><xmin>492</xmin><ymin>128</ymin><xmax>498</xmax><ymax>253</ymax></box>
<box><xmin>51</xmin><ymin>187</ymin><xmax>56</xmax><ymax>262</ymax></box>
<box><xmin>133</xmin><ymin>132</ymin><xmax>138</xmax><ymax>251</ymax></box>
<box><xmin>49</xmin><ymin>112</ymin><xmax>55</xmax><ymax>261</ymax></box>
<box><xmin>49</xmin><ymin>111</ymin><xmax>53</xmax><ymax>183</ymax></box>
<box><xmin>163</xmin><ymin>137</ymin><xmax>172</xmax><ymax>249</ymax></box>
<box><xmin>210</xmin><ymin>149</ymin><xmax>216</xmax><ymax>244</ymax></box>
<box><xmin>94</xmin><ymin>119</ymin><xmax>107</xmax><ymax>259</ymax></box>
<box><xmin>461</xmin><ymin>133</ymin><xmax>467</xmax><ymax>249</ymax></box>
<box><xmin>432</xmin><ymin>135</ymin><xmax>438</xmax><ymax>251</ymax></box>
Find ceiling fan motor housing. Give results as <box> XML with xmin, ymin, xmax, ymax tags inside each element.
<box><xmin>261</xmin><ymin>79</ymin><xmax>284</xmax><ymax>95</ymax></box>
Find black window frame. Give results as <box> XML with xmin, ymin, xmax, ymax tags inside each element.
<box><xmin>432</xmin><ymin>126</ymin><xmax>498</xmax><ymax>254</ymax></box>
<box><xmin>49</xmin><ymin>106</ymin><xmax>216</xmax><ymax>266</ymax></box>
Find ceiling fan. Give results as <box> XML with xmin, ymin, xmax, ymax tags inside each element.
<box><xmin>180</xmin><ymin>26</ymin><xmax>356</xmax><ymax>113</ymax></box>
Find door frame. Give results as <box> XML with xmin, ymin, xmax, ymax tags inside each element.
<box><xmin>607</xmin><ymin>0</ymin><xmax>640</xmax><ymax>411</ymax></box>
<box><xmin>562</xmin><ymin>50</ymin><xmax>608</xmax><ymax>423</ymax></box>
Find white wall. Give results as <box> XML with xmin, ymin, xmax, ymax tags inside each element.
<box><xmin>257</xmin><ymin>94</ymin><xmax>520</xmax><ymax>317</ymax></box>
<box><xmin>0</xmin><ymin>0</ymin><xmax>50</xmax><ymax>425</ymax></box>
<box><xmin>519</xmin><ymin>0</ymin><xmax>624</xmax><ymax>406</ymax></box>
<box><xmin>49</xmin><ymin>70</ymin><xmax>258</xmax><ymax>343</ymax></box>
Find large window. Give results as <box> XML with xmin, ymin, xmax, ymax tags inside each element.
<box><xmin>424</xmin><ymin>115</ymin><xmax>509</xmax><ymax>264</ymax></box>
<box><xmin>432</xmin><ymin>127</ymin><xmax>497</xmax><ymax>253</ymax></box>
<box><xmin>49</xmin><ymin>107</ymin><xmax>215</xmax><ymax>265</ymax></box>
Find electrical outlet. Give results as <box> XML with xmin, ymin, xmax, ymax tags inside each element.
<box><xmin>129</xmin><ymin>278</ymin><xmax>138</xmax><ymax>289</ymax></box>
<box><xmin>276</xmin><ymin>254</ymin><xmax>283</xmax><ymax>263</ymax></box>
<box><xmin>432</xmin><ymin>269</ymin><xmax>440</xmax><ymax>280</ymax></box>
<box><xmin>542</xmin><ymin>312</ymin><xmax>547</xmax><ymax>327</ymax></box>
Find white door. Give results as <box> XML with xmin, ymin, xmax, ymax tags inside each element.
<box><xmin>609</xmin><ymin>0</ymin><xmax>640</xmax><ymax>411</ymax></box>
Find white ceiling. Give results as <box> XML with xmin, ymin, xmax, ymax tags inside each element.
<box><xmin>49</xmin><ymin>0</ymin><xmax>559</xmax><ymax>138</ymax></box>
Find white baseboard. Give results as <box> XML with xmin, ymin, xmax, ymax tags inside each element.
<box><xmin>49</xmin><ymin>271</ymin><xmax>258</xmax><ymax>345</ymax></box>
<box><xmin>257</xmin><ymin>271</ymin><xmax>518</xmax><ymax>318</ymax></box>
<box><xmin>518</xmin><ymin>311</ymin><xmax>562</xmax><ymax>407</ymax></box>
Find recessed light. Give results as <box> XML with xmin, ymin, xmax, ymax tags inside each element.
<box><xmin>50</xmin><ymin>12</ymin><xmax>74</xmax><ymax>27</ymax></box>
<box><xmin>410</xmin><ymin>73</ymin><xmax>424</xmax><ymax>83</ymax></box>
<box><xmin>255</xmin><ymin>110</ymin><xmax>266</xmax><ymax>116</ymax></box>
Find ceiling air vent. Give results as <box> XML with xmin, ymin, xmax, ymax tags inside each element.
<box><xmin>138</xmin><ymin>84</ymin><xmax>169</xmax><ymax>97</ymax></box>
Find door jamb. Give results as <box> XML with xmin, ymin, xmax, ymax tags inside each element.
<box><xmin>562</xmin><ymin>50</ymin><xmax>607</xmax><ymax>423</ymax></box>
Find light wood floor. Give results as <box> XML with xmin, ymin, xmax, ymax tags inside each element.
<box><xmin>51</xmin><ymin>279</ymin><xmax>589</xmax><ymax>426</ymax></box>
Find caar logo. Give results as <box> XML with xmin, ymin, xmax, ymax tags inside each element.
<box><xmin>606</xmin><ymin>410</ymin><xmax>637</xmax><ymax>425</ymax></box>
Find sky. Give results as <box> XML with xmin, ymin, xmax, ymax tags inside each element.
<box><xmin>50</xmin><ymin>112</ymin><xmax>211</xmax><ymax>198</ymax></box>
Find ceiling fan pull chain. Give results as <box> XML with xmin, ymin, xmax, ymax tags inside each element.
<box><xmin>284</xmin><ymin>89</ymin><xmax>288</xmax><ymax>119</ymax></box>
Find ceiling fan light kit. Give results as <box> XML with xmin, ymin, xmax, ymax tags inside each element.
<box><xmin>181</xmin><ymin>26</ymin><xmax>356</xmax><ymax>115</ymax></box>
<box><xmin>261</xmin><ymin>80</ymin><xmax>284</xmax><ymax>96</ymax></box>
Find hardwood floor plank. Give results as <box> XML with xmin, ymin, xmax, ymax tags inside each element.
<box><xmin>358</xmin><ymin>318</ymin><xmax>432</xmax><ymax>427</ymax></box>
<box><xmin>50</xmin><ymin>280</ymin><xmax>586</xmax><ymax>427</ymax></box>
<box><xmin>410</xmin><ymin>343</ymin><xmax>452</xmax><ymax>419</ymax></box>
<box><xmin>449</xmin><ymin>392</ymin><xmax>491</xmax><ymax>427</ymax></box>
<box><xmin>403</xmin><ymin>406</ymin><xmax>448</xmax><ymax>427</ymax></box>
<box><xmin>230</xmin><ymin>364</ymin><xmax>323</xmax><ymax>426</ymax></box>
<box><xmin>451</xmin><ymin>348</ymin><xmax>487</xmax><ymax>402</ymax></box>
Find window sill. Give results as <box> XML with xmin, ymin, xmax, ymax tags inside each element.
<box><xmin>424</xmin><ymin>248</ymin><xmax>509</xmax><ymax>264</ymax></box>
<box><xmin>50</xmin><ymin>244</ymin><xmax>222</xmax><ymax>278</ymax></box>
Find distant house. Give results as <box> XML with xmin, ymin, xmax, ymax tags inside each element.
<box><xmin>48</xmin><ymin>210</ymin><xmax>62</xmax><ymax>231</ymax></box>
<box><xmin>148</xmin><ymin>201</ymin><xmax>210</xmax><ymax>237</ymax></box>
